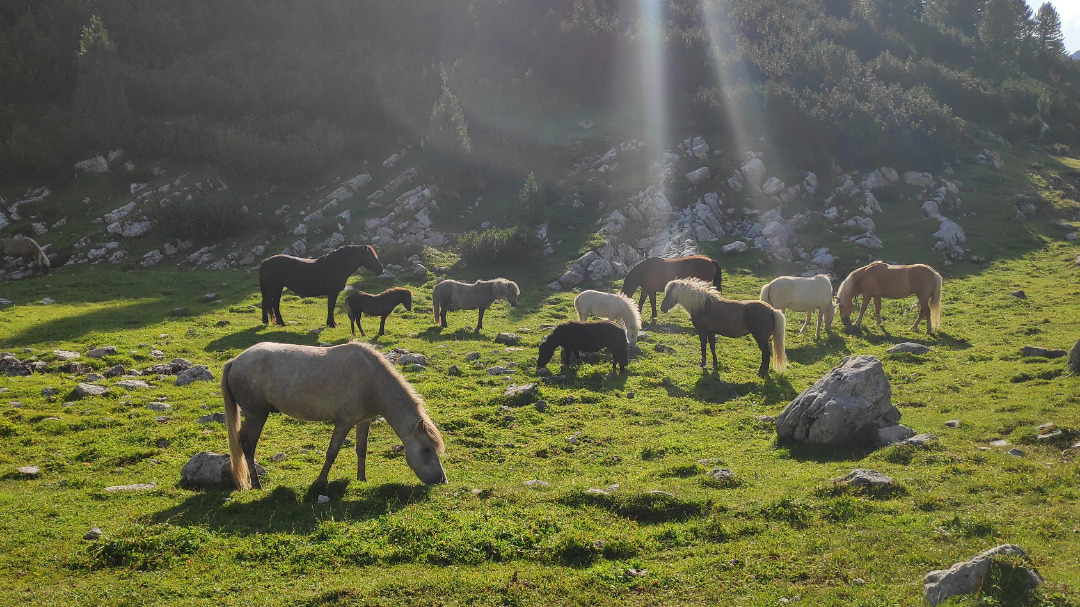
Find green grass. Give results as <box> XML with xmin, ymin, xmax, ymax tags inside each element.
<box><xmin>2</xmin><ymin>236</ymin><xmax>1079</xmax><ymax>605</ymax></box>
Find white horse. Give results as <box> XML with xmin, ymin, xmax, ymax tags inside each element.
<box><xmin>574</xmin><ymin>290</ymin><xmax>642</xmax><ymax>344</ymax></box>
<box><xmin>759</xmin><ymin>274</ymin><xmax>834</xmax><ymax>338</ymax></box>
<box><xmin>221</xmin><ymin>341</ymin><xmax>447</xmax><ymax>490</ymax></box>
<box><xmin>432</xmin><ymin>278</ymin><xmax>519</xmax><ymax>331</ymax></box>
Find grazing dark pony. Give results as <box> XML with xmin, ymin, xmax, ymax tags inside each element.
<box><xmin>221</xmin><ymin>341</ymin><xmax>446</xmax><ymax>490</ymax></box>
<box><xmin>622</xmin><ymin>255</ymin><xmax>723</xmax><ymax>322</ymax></box>
<box><xmin>259</xmin><ymin>245</ymin><xmax>383</xmax><ymax>328</ymax></box>
<box><xmin>1</xmin><ymin>236</ymin><xmax>50</xmax><ymax>273</ymax></box>
<box><xmin>660</xmin><ymin>278</ymin><xmax>787</xmax><ymax>377</ymax></box>
<box><xmin>431</xmin><ymin>278</ymin><xmax>519</xmax><ymax>331</ymax></box>
<box><xmin>344</xmin><ymin>287</ymin><xmax>412</xmax><ymax>336</ymax></box>
<box><xmin>835</xmin><ymin>261</ymin><xmax>942</xmax><ymax>334</ymax></box>
<box><xmin>537</xmin><ymin>321</ymin><xmax>629</xmax><ymax>374</ymax></box>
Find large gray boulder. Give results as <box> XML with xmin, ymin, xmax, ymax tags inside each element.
<box><xmin>924</xmin><ymin>545</ymin><xmax>1042</xmax><ymax>605</ymax></box>
<box><xmin>1069</xmin><ymin>337</ymin><xmax>1080</xmax><ymax>373</ymax></box>
<box><xmin>776</xmin><ymin>355</ymin><xmax>913</xmax><ymax>446</ymax></box>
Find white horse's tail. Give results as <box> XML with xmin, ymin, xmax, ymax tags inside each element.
<box><xmin>220</xmin><ymin>360</ymin><xmax>251</xmax><ymax>490</ymax></box>
<box><xmin>574</xmin><ymin>297</ymin><xmax>588</xmax><ymax>322</ymax></box>
<box><xmin>33</xmin><ymin>241</ymin><xmax>50</xmax><ymax>268</ymax></box>
<box><xmin>759</xmin><ymin>282</ymin><xmax>772</xmax><ymax>307</ymax></box>
<box><xmin>772</xmin><ymin>309</ymin><xmax>787</xmax><ymax>372</ymax></box>
<box><xmin>929</xmin><ymin>271</ymin><xmax>943</xmax><ymax>330</ymax></box>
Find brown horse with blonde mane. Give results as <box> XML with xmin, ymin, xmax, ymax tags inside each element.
<box><xmin>835</xmin><ymin>261</ymin><xmax>942</xmax><ymax>334</ymax></box>
<box><xmin>1</xmin><ymin>236</ymin><xmax>50</xmax><ymax>273</ymax></box>
<box><xmin>660</xmin><ymin>278</ymin><xmax>786</xmax><ymax>378</ymax></box>
<box><xmin>622</xmin><ymin>255</ymin><xmax>722</xmax><ymax>322</ymax></box>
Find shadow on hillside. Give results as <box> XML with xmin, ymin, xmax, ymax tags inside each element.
<box><xmin>203</xmin><ymin>325</ymin><xmax>319</xmax><ymax>352</ymax></box>
<box><xmin>4</xmin><ymin>298</ymin><xmax>184</xmax><ymax>346</ymax></box>
<box><xmin>152</xmin><ymin>482</ymin><xmax>433</xmax><ymax>536</ymax></box>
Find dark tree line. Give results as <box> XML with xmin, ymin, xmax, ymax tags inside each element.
<box><xmin>0</xmin><ymin>0</ymin><xmax>1077</xmax><ymax>183</ymax></box>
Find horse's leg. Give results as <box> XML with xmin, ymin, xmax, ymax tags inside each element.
<box><xmin>325</xmin><ymin>291</ymin><xmax>339</xmax><ymax>328</ymax></box>
<box><xmin>709</xmin><ymin>334</ymin><xmax>719</xmax><ymax>372</ymax></box>
<box><xmin>378</xmin><ymin>314</ymin><xmax>388</xmax><ymax>336</ymax></box>
<box><xmin>649</xmin><ymin>292</ymin><xmax>658</xmax><ymax>323</ymax></box>
<box><xmin>799</xmin><ymin>310</ymin><xmax>812</xmax><ymax>334</ymax></box>
<box><xmin>475</xmin><ymin>306</ymin><xmax>487</xmax><ymax>331</ymax></box>
<box><xmin>240</xmin><ymin>411</ymin><xmax>268</xmax><ymax>490</ymax></box>
<box><xmin>913</xmin><ymin>298</ymin><xmax>930</xmax><ymax>334</ymax></box>
<box><xmin>355</xmin><ymin>421</ymin><xmax>370</xmax><ymax>482</ymax></box>
<box><xmin>854</xmin><ymin>296</ymin><xmax>870</xmax><ymax>326</ymax></box>
<box><xmin>357</xmin><ymin>312</ymin><xmax>366</xmax><ymax>336</ymax></box>
<box><xmin>753</xmin><ymin>332</ymin><xmax>772</xmax><ymax>378</ymax></box>
<box><xmin>815</xmin><ymin>309</ymin><xmax>823</xmax><ymax>339</ymax></box>
<box><xmin>316</xmin><ymin>420</ymin><xmax>353</xmax><ymax>486</ymax></box>
<box><xmin>440</xmin><ymin>307</ymin><xmax>448</xmax><ymax>328</ymax></box>
<box><xmin>873</xmin><ymin>296</ymin><xmax>882</xmax><ymax>326</ymax></box>
<box><xmin>273</xmin><ymin>288</ymin><xmax>286</xmax><ymax>326</ymax></box>
<box><xmin>698</xmin><ymin>333</ymin><xmax>708</xmax><ymax>368</ymax></box>
<box><xmin>638</xmin><ymin>292</ymin><xmax>647</xmax><ymax>315</ymax></box>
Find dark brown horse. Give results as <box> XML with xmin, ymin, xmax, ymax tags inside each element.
<box><xmin>622</xmin><ymin>255</ymin><xmax>722</xmax><ymax>322</ymax></box>
<box><xmin>835</xmin><ymin>261</ymin><xmax>942</xmax><ymax>334</ymax></box>
<box><xmin>537</xmin><ymin>321</ymin><xmax>629</xmax><ymax>375</ymax></box>
<box><xmin>660</xmin><ymin>278</ymin><xmax>786</xmax><ymax>377</ymax></box>
<box><xmin>259</xmin><ymin>245</ymin><xmax>383</xmax><ymax>328</ymax></box>
<box><xmin>344</xmin><ymin>287</ymin><xmax>412</xmax><ymax>336</ymax></box>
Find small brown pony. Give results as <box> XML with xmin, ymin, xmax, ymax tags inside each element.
<box><xmin>660</xmin><ymin>278</ymin><xmax>786</xmax><ymax>377</ymax></box>
<box><xmin>835</xmin><ymin>261</ymin><xmax>942</xmax><ymax>334</ymax></box>
<box><xmin>622</xmin><ymin>255</ymin><xmax>722</xmax><ymax>322</ymax></box>
<box><xmin>1</xmin><ymin>236</ymin><xmax>50</xmax><ymax>273</ymax></box>
<box><xmin>344</xmin><ymin>287</ymin><xmax>412</xmax><ymax>336</ymax></box>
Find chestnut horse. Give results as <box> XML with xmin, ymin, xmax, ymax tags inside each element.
<box><xmin>259</xmin><ymin>245</ymin><xmax>383</xmax><ymax>328</ymax></box>
<box><xmin>622</xmin><ymin>256</ymin><xmax>723</xmax><ymax>322</ymax></box>
<box><xmin>835</xmin><ymin>261</ymin><xmax>942</xmax><ymax>334</ymax></box>
<box><xmin>660</xmin><ymin>278</ymin><xmax>786</xmax><ymax>377</ymax></box>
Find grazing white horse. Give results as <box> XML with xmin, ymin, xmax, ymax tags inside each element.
<box><xmin>574</xmin><ymin>290</ymin><xmax>642</xmax><ymax>344</ymax></box>
<box><xmin>759</xmin><ymin>274</ymin><xmax>835</xmax><ymax>338</ymax></box>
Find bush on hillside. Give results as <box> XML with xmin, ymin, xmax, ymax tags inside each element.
<box><xmin>456</xmin><ymin>227</ymin><xmax>538</xmax><ymax>264</ymax></box>
<box><xmin>150</xmin><ymin>192</ymin><xmax>277</xmax><ymax>245</ymax></box>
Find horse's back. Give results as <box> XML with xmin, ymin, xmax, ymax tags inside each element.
<box><xmin>226</xmin><ymin>342</ymin><xmax>380</xmax><ymax>422</ymax></box>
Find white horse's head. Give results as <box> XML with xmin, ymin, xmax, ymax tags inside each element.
<box><xmin>404</xmin><ymin>419</ymin><xmax>447</xmax><ymax>485</ymax></box>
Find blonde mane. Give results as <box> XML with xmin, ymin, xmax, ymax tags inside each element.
<box><xmin>664</xmin><ymin>278</ymin><xmax>722</xmax><ymax>313</ymax></box>
<box><xmin>361</xmin><ymin>343</ymin><xmax>445</xmax><ymax>454</ymax></box>
<box><xmin>489</xmin><ymin>278</ymin><xmax>520</xmax><ymax>300</ymax></box>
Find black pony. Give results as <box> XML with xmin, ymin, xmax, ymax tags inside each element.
<box><xmin>537</xmin><ymin>321</ymin><xmax>629</xmax><ymax>374</ymax></box>
<box><xmin>259</xmin><ymin>245</ymin><xmax>383</xmax><ymax>327</ymax></box>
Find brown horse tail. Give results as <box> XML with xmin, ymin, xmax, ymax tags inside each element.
<box><xmin>220</xmin><ymin>360</ymin><xmax>251</xmax><ymax>490</ymax></box>
<box><xmin>711</xmin><ymin>260</ymin><xmax>723</xmax><ymax>293</ymax></box>
<box><xmin>929</xmin><ymin>270</ymin><xmax>943</xmax><ymax>330</ymax></box>
<box><xmin>772</xmin><ymin>309</ymin><xmax>787</xmax><ymax>372</ymax></box>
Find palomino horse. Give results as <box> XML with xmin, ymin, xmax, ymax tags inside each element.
<box><xmin>835</xmin><ymin>261</ymin><xmax>942</xmax><ymax>334</ymax></box>
<box><xmin>221</xmin><ymin>341</ymin><xmax>446</xmax><ymax>490</ymax></box>
<box><xmin>760</xmin><ymin>274</ymin><xmax>835</xmax><ymax>338</ymax></box>
<box><xmin>431</xmin><ymin>278</ymin><xmax>519</xmax><ymax>331</ymax></box>
<box><xmin>622</xmin><ymin>256</ymin><xmax>722</xmax><ymax>322</ymax></box>
<box><xmin>0</xmin><ymin>236</ymin><xmax>50</xmax><ymax>273</ymax></box>
<box><xmin>259</xmin><ymin>244</ymin><xmax>383</xmax><ymax>328</ymax></box>
<box><xmin>660</xmin><ymin>278</ymin><xmax>787</xmax><ymax>377</ymax></box>
<box><xmin>574</xmin><ymin>290</ymin><xmax>642</xmax><ymax>344</ymax></box>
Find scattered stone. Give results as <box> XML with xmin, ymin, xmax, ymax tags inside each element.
<box><xmin>494</xmin><ymin>333</ymin><xmax>521</xmax><ymax>346</ymax></box>
<box><xmin>707</xmin><ymin>468</ymin><xmax>736</xmax><ymax>484</ymax></box>
<box><xmin>886</xmin><ymin>342</ymin><xmax>931</xmax><ymax>355</ymax></box>
<box><xmin>146</xmin><ymin>402</ymin><xmax>171</xmax><ymax>412</ymax></box>
<box><xmin>104</xmin><ymin>483</ymin><xmax>157</xmax><ymax>493</ymax></box>
<box><xmin>924</xmin><ymin>545</ymin><xmax>1042</xmax><ymax>606</ymax></box>
<box><xmin>54</xmin><ymin>350</ymin><xmax>80</xmax><ymax>361</ymax></box>
<box><xmin>175</xmin><ymin>365</ymin><xmax>213</xmax><ymax>386</ymax></box>
<box><xmin>989</xmin><ymin>439</ymin><xmax>1009</xmax><ymax>447</ymax></box>
<box><xmin>653</xmin><ymin>344</ymin><xmax>676</xmax><ymax>354</ymax></box>
<box><xmin>86</xmin><ymin>346</ymin><xmax>118</xmax><ymax>358</ymax></box>
<box><xmin>84</xmin><ymin>527</ymin><xmax>102</xmax><ymax>540</ymax></box>
<box><xmin>117</xmin><ymin>380</ymin><xmax>151</xmax><ymax>390</ymax></box>
<box><xmin>1007</xmin><ymin>448</ymin><xmax>1025</xmax><ymax>457</ymax></box>
<box><xmin>776</xmin><ymin>356</ymin><xmax>912</xmax><ymax>446</ymax></box>
<box><xmin>180</xmin><ymin>452</ymin><xmax>263</xmax><ymax>489</ymax></box>
<box><xmin>103</xmin><ymin>364</ymin><xmax>126</xmax><ymax>378</ymax></box>
<box><xmin>523</xmin><ymin>479</ymin><xmax>550</xmax><ymax>488</ymax></box>
<box><xmin>831</xmin><ymin>469</ymin><xmax>895</xmax><ymax>489</ymax></box>
<box><xmin>16</xmin><ymin>465</ymin><xmax>41</xmax><ymax>477</ymax></box>
<box><xmin>945</xmin><ymin>420</ymin><xmax>961</xmax><ymax>428</ymax></box>
<box><xmin>317</xmin><ymin>495</ymin><xmax>331</xmax><ymax>504</ymax></box>
<box><xmin>398</xmin><ymin>353</ymin><xmax>428</xmax><ymax>366</ymax></box>
<box><xmin>1037</xmin><ymin>430</ymin><xmax>1063</xmax><ymax>441</ymax></box>
<box><xmin>534</xmin><ymin>400</ymin><xmax>548</xmax><ymax>413</ymax></box>
<box><xmin>487</xmin><ymin>366</ymin><xmax>515</xmax><ymax>375</ymax></box>
<box><xmin>1010</xmin><ymin>290</ymin><xmax>1026</xmax><ymax>299</ymax></box>
<box><xmin>171</xmin><ymin>307</ymin><xmax>190</xmax><ymax>316</ymax></box>
<box><xmin>74</xmin><ymin>383</ymin><xmax>108</xmax><ymax>398</ymax></box>
<box><xmin>465</xmin><ymin>352</ymin><xmax>481</xmax><ymax>362</ymax></box>
<box><xmin>504</xmin><ymin>383</ymin><xmax>538</xmax><ymax>405</ymax></box>
<box><xmin>41</xmin><ymin>387</ymin><xmax>58</xmax><ymax>397</ymax></box>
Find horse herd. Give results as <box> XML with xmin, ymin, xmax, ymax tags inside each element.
<box><xmin>219</xmin><ymin>247</ymin><xmax>944</xmax><ymax>491</ymax></box>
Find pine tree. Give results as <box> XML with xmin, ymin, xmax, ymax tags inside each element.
<box><xmin>71</xmin><ymin>15</ymin><xmax>132</xmax><ymax>152</ymax></box>
<box><xmin>978</xmin><ymin>0</ymin><xmax>1021</xmax><ymax>63</ymax></box>
<box><xmin>1034</xmin><ymin>2</ymin><xmax>1065</xmax><ymax>56</ymax></box>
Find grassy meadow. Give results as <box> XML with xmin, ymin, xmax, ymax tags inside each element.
<box><xmin>2</xmin><ymin>153</ymin><xmax>1080</xmax><ymax>606</ymax></box>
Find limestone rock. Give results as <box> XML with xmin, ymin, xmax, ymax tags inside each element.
<box><xmin>924</xmin><ymin>545</ymin><xmax>1042</xmax><ymax>606</ymax></box>
<box><xmin>175</xmin><ymin>365</ymin><xmax>213</xmax><ymax>386</ymax></box>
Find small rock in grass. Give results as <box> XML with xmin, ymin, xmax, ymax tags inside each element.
<box><xmin>16</xmin><ymin>465</ymin><xmax>41</xmax><ymax>477</ymax></box>
<box><xmin>945</xmin><ymin>420</ymin><xmax>961</xmax><ymax>428</ymax></box>
<box><xmin>84</xmin><ymin>527</ymin><xmax>102</xmax><ymax>541</ymax></box>
<box><xmin>523</xmin><ymin>479</ymin><xmax>550</xmax><ymax>488</ymax></box>
<box><xmin>317</xmin><ymin>495</ymin><xmax>330</xmax><ymax>504</ymax></box>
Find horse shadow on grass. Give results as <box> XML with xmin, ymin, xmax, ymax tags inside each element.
<box><xmin>841</xmin><ymin>325</ymin><xmax>972</xmax><ymax>351</ymax></box>
<box><xmin>152</xmin><ymin>482</ymin><xmax>433</xmax><ymax>537</ymax></box>
<box><xmin>203</xmin><ymin>325</ymin><xmax>318</xmax><ymax>353</ymax></box>
<box><xmin>419</xmin><ymin>326</ymin><xmax>492</xmax><ymax>342</ymax></box>
<box><xmin>688</xmin><ymin>369</ymin><xmax>798</xmax><ymax>405</ymax></box>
